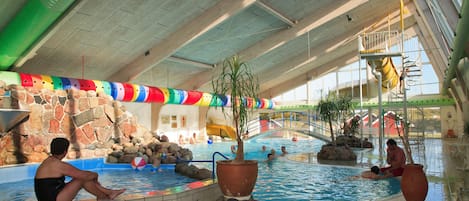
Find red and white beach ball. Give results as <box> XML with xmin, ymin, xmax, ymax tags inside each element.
<box><xmin>131</xmin><ymin>157</ymin><xmax>146</xmax><ymax>171</ymax></box>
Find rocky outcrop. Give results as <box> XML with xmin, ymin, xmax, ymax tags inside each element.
<box><xmin>0</xmin><ymin>81</ymin><xmax>212</xmax><ymax>180</ymax></box>
<box><xmin>317</xmin><ymin>144</ymin><xmax>357</xmax><ymax>161</ymax></box>
<box><xmin>336</xmin><ymin>135</ymin><xmax>373</xmax><ymax>148</ymax></box>
<box><xmin>107</xmin><ymin>135</ymin><xmax>212</xmax><ymax>180</ymax></box>
<box><xmin>0</xmin><ymin>82</ymin><xmax>144</xmax><ymax>164</ymax></box>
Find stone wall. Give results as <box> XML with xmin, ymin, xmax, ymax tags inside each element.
<box><xmin>0</xmin><ymin>82</ymin><xmax>153</xmax><ymax>166</ymax></box>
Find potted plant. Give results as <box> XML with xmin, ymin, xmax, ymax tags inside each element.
<box><xmin>211</xmin><ymin>55</ymin><xmax>259</xmax><ymax>200</ymax></box>
<box><xmin>394</xmin><ymin>113</ymin><xmax>428</xmax><ymax>201</ymax></box>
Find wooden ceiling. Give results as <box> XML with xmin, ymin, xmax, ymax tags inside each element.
<box><xmin>0</xmin><ymin>0</ymin><xmax>447</xmax><ymax>99</ymax></box>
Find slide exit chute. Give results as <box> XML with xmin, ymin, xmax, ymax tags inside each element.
<box><xmin>206</xmin><ymin>124</ymin><xmax>237</xmax><ymax>139</ymax></box>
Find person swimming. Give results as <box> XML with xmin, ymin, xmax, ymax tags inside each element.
<box><xmin>266</xmin><ymin>153</ymin><xmax>275</xmax><ymax>162</ymax></box>
<box><xmin>292</xmin><ymin>136</ymin><xmax>298</xmax><ymax>142</ymax></box>
<box><xmin>351</xmin><ymin>166</ymin><xmax>392</xmax><ymax>180</ymax></box>
<box><xmin>231</xmin><ymin>145</ymin><xmax>237</xmax><ymax>154</ymax></box>
<box><xmin>280</xmin><ymin>146</ymin><xmax>288</xmax><ymax>156</ymax></box>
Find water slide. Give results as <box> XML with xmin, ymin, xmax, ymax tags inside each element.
<box><xmin>368</xmin><ymin>57</ymin><xmax>400</xmax><ymax>90</ymax></box>
<box><xmin>206</xmin><ymin>124</ymin><xmax>237</xmax><ymax>139</ymax></box>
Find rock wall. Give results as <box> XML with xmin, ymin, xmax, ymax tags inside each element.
<box><xmin>0</xmin><ymin>82</ymin><xmax>153</xmax><ymax>166</ymax></box>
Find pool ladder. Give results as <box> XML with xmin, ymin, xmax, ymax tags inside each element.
<box><xmin>177</xmin><ymin>151</ymin><xmax>230</xmax><ymax>179</ymax></box>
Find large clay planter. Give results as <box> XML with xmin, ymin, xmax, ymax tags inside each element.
<box><xmin>216</xmin><ymin>160</ymin><xmax>258</xmax><ymax>200</ymax></box>
<box><xmin>401</xmin><ymin>164</ymin><xmax>428</xmax><ymax>201</ymax></box>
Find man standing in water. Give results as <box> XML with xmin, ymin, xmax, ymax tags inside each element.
<box><xmin>34</xmin><ymin>137</ymin><xmax>125</xmax><ymax>201</ymax></box>
<box><xmin>381</xmin><ymin>139</ymin><xmax>406</xmax><ymax>177</ymax></box>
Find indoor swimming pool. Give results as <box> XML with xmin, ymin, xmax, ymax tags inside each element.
<box><xmin>0</xmin><ymin>159</ymin><xmax>196</xmax><ymax>201</ymax></box>
<box><xmin>185</xmin><ymin>131</ymin><xmax>402</xmax><ymax>201</ymax></box>
<box><xmin>0</xmin><ymin>130</ymin><xmax>443</xmax><ymax>201</ymax></box>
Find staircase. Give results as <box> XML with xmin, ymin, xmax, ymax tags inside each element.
<box><xmin>388</xmin><ymin>56</ymin><xmax>423</xmax><ymax>102</ymax></box>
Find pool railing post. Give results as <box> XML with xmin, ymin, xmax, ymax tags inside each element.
<box><xmin>212</xmin><ymin>151</ymin><xmax>229</xmax><ymax>179</ymax></box>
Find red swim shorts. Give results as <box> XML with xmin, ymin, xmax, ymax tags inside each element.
<box><xmin>380</xmin><ymin>167</ymin><xmax>404</xmax><ymax>177</ymax></box>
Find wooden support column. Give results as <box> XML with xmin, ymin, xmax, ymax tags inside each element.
<box><xmin>151</xmin><ymin>103</ymin><xmax>164</xmax><ymax>132</ymax></box>
<box><xmin>198</xmin><ymin>107</ymin><xmax>209</xmax><ymax>136</ymax></box>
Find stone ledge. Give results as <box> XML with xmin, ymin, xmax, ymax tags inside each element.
<box><xmin>83</xmin><ymin>180</ymin><xmax>223</xmax><ymax>201</ymax></box>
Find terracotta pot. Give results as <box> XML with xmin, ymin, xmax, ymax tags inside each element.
<box><xmin>401</xmin><ymin>164</ymin><xmax>428</xmax><ymax>201</ymax></box>
<box><xmin>216</xmin><ymin>160</ymin><xmax>258</xmax><ymax>200</ymax></box>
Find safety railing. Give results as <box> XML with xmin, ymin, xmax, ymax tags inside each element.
<box><xmin>177</xmin><ymin>151</ymin><xmax>230</xmax><ymax>179</ymax></box>
<box><xmin>359</xmin><ymin>31</ymin><xmax>402</xmax><ymax>54</ymax></box>
<box><xmin>211</xmin><ymin>152</ymin><xmax>229</xmax><ymax>178</ymax></box>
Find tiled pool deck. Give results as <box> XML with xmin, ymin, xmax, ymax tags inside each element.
<box><xmin>80</xmin><ymin>180</ymin><xmax>223</xmax><ymax>201</ymax></box>
<box><xmin>382</xmin><ymin>137</ymin><xmax>468</xmax><ymax>201</ymax></box>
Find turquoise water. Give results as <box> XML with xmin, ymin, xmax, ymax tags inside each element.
<box><xmin>185</xmin><ymin>131</ymin><xmax>402</xmax><ymax>201</ymax></box>
<box><xmin>0</xmin><ymin>130</ymin><xmax>404</xmax><ymax>201</ymax></box>
<box><xmin>0</xmin><ymin>164</ymin><xmax>195</xmax><ymax>201</ymax></box>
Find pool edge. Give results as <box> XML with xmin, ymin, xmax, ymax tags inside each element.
<box><xmin>80</xmin><ymin>179</ymin><xmax>223</xmax><ymax>201</ymax></box>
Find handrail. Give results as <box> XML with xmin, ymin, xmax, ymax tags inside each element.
<box><xmin>212</xmin><ymin>152</ymin><xmax>229</xmax><ymax>179</ymax></box>
<box><xmin>176</xmin><ymin>151</ymin><xmax>230</xmax><ymax>179</ymax></box>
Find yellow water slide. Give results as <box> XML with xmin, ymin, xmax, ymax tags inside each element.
<box><xmin>368</xmin><ymin>57</ymin><xmax>400</xmax><ymax>91</ymax></box>
<box><xmin>206</xmin><ymin>123</ymin><xmax>237</xmax><ymax>139</ymax></box>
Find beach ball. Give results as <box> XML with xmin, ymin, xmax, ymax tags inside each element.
<box><xmin>131</xmin><ymin>157</ymin><xmax>146</xmax><ymax>171</ymax></box>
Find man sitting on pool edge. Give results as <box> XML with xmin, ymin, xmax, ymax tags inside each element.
<box><xmin>381</xmin><ymin>139</ymin><xmax>406</xmax><ymax>177</ymax></box>
<box><xmin>34</xmin><ymin>137</ymin><xmax>125</xmax><ymax>201</ymax></box>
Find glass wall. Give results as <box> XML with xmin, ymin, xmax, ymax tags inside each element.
<box><xmin>273</xmin><ymin>37</ymin><xmax>440</xmax><ymax>103</ymax></box>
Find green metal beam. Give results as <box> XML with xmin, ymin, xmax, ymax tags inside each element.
<box><xmin>274</xmin><ymin>96</ymin><xmax>455</xmax><ymax>111</ymax></box>
<box><xmin>0</xmin><ymin>0</ymin><xmax>75</xmax><ymax>70</ymax></box>
<box><xmin>443</xmin><ymin>0</ymin><xmax>469</xmax><ymax>94</ymax></box>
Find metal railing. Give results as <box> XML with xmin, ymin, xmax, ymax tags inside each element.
<box><xmin>177</xmin><ymin>151</ymin><xmax>230</xmax><ymax>179</ymax></box>
<box><xmin>359</xmin><ymin>31</ymin><xmax>402</xmax><ymax>53</ymax></box>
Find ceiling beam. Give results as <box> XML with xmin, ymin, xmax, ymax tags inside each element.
<box><xmin>258</xmin><ymin>3</ymin><xmax>414</xmax><ymax>90</ymax></box>
<box><xmin>260</xmin><ymin>50</ymin><xmax>358</xmax><ymax>98</ymax></box>
<box><xmin>166</xmin><ymin>56</ymin><xmax>214</xmax><ymax>69</ymax></box>
<box><xmin>107</xmin><ymin>0</ymin><xmax>256</xmax><ymax>82</ymax></box>
<box><xmin>260</xmin><ymin>9</ymin><xmax>417</xmax><ymax>97</ymax></box>
<box><xmin>239</xmin><ymin>0</ymin><xmax>367</xmax><ymax>62</ymax></box>
<box><xmin>255</xmin><ymin>0</ymin><xmax>297</xmax><ymax>27</ymax></box>
<box><xmin>262</xmin><ymin>27</ymin><xmax>420</xmax><ymax>99</ymax></box>
<box><xmin>13</xmin><ymin>0</ymin><xmax>88</xmax><ymax>68</ymax></box>
<box><xmin>177</xmin><ymin>0</ymin><xmax>366</xmax><ymax>90</ymax></box>
<box><xmin>409</xmin><ymin>0</ymin><xmax>449</xmax><ymax>81</ymax></box>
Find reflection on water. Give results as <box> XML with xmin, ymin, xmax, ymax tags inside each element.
<box><xmin>0</xmin><ymin>168</ymin><xmax>195</xmax><ymax>201</ymax></box>
<box><xmin>0</xmin><ymin>131</ymin><xmax>445</xmax><ymax>201</ymax></box>
<box><xmin>185</xmin><ymin>131</ymin><xmax>402</xmax><ymax>201</ymax></box>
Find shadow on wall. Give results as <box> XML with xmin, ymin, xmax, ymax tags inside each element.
<box><xmin>4</xmin><ymin>89</ymin><xmax>29</xmax><ymax>164</ymax></box>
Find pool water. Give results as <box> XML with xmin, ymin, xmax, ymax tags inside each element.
<box><xmin>184</xmin><ymin>131</ymin><xmax>402</xmax><ymax>201</ymax></box>
<box><xmin>0</xmin><ymin>164</ymin><xmax>196</xmax><ymax>201</ymax></box>
<box><xmin>0</xmin><ymin>130</ymin><xmax>404</xmax><ymax>201</ymax></box>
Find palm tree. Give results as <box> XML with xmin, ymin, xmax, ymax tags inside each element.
<box><xmin>317</xmin><ymin>95</ymin><xmax>354</xmax><ymax>145</ymax></box>
<box><xmin>336</xmin><ymin>96</ymin><xmax>354</xmax><ymax>135</ymax></box>
<box><xmin>316</xmin><ymin>96</ymin><xmax>339</xmax><ymax>145</ymax></box>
